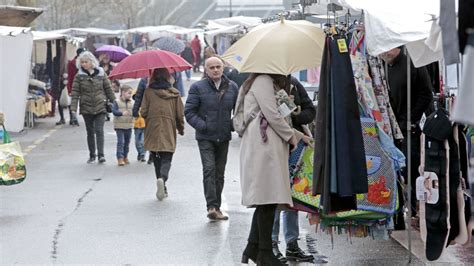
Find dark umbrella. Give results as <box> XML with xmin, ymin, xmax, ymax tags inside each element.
<box><xmin>153</xmin><ymin>37</ymin><xmax>185</xmax><ymax>54</ymax></box>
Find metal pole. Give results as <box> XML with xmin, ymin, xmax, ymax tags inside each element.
<box><xmin>406</xmin><ymin>48</ymin><xmax>412</xmax><ymax>263</ymax></box>
<box><xmin>229</xmin><ymin>0</ymin><xmax>232</xmax><ymax>17</ymax></box>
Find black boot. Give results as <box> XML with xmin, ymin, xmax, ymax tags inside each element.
<box><xmin>241</xmin><ymin>242</ymin><xmax>258</xmax><ymax>264</ymax></box>
<box><xmin>56</xmin><ymin>119</ymin><xmax>65</xmax><ymax>125</ymax></box>
<box><xmin>257</xmin><ymin>249</ymin><xmax>287</xmax><ymax>266</ymax></box>
<box><xmin>272</xmin><ymin>241</ymin><xmax>288</xmax><ymax>263</ymax></box>
<box><xmin>285</xmin><ymin>240</ymin><xmax>314</xmax><ymax>262</ymax></box>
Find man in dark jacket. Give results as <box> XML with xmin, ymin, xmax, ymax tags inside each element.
<box><xmin>184</xmin><ymin>56</ymin><xmax>238</xmax><ymax>221</ymax></box>
<box><xmin>381</xmin><ymin>46</ymin><xmax>433</xmax><ymax>228</ymax></box>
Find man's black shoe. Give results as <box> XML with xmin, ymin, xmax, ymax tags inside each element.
<box><xmin>98</xmin><ymin>156</ymin><xmax>106</xmax><ymax>164</ymax></box>
<box><xmin>285</xmin><ymin>240</ymin><xmax>314</xmax><ymax>262</ymax></box>
<box><xmin>272</xmin><ymin>241</ymin><xmax>288</xmax><ymax>263</ymax></box>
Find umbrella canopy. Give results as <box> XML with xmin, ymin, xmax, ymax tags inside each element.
<box><xmin>95</xmin><ymin>44</ymin><xmax>131</xmax><ymax>62</ymax></box>
<box><xmin>153</xmin><ymin>37</ymin><xmax>185</xmax><ymax>54</ymax></box>
<box><xmin>222</xmin><ymin>19</ymin><xmax>325</xmax><ymax>75</ymax></box>
<box><xmin>108</xmin><ymin>50</ymin><xmax>192</xmax><ymax>80</ymax></box>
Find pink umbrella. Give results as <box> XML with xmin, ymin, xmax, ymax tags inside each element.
<box><xmin>108</xmin><ymin>50</ymin><xmax>192</xmax><ymax>80</ymax></box>
<box><xmin>95</xmin><ymin>45</ymin><xmax>131</xmax><ymax>62</ymax></box>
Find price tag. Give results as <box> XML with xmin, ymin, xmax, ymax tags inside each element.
<box><xmin>419</xmin><ymin>113</ymin><xmax>427</xmax><ymax>130</ymax></box>
<box><xmin>337</xmin><ymin>39</ymin><xmax>348</xmax><ymax>53</ymax></box>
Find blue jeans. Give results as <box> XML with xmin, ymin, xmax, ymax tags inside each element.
<box><xmin>184</xmin><ymin>70</ymin><xmax>191</xmax><ymax>80</ymax></box>
<box><xmin>116</xmin><ymin>129</ymin><xmax>132</xmax><ymax>159</ymax></box>
<box><xmin>134</xmin><ymin>128</ymin><xmax>145</xmax><ymax>157</ymax></box>
<box><xmin>272</xmin><ymin>210</ymin><xmax>299</xmax><ymax>244</ymax></box>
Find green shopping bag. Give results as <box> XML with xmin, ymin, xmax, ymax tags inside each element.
<box><xmin>0</xmin><ymin>126</ymin><xmax>26</xmax><ymax>185</ymax></box>
<box><xmin>2</xmin><ymin>125</ymin><xmax>11</xmax><ymax>144</ymax></box>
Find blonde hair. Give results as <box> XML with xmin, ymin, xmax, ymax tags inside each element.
<box><xmin>120</xmin><ymin>84</ymin><xmax>133</xmax><ymax>94</ymax></box>
<box><xmin>76</xmin><ymin>51</ymin><xmax>99</xmax><ymax>70</ymax></box>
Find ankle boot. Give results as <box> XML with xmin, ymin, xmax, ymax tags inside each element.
<box><xmin>241</xmin><ymin>242</ymin><xmax>258</xmax><ymax>264</ymax></box>
<box><xmin>286</xmin><ymin>240</ymin><xmax>314</xmax><ymax>262</ymax></box>
<box><xmin>257</xmin><ymin>249</ymin><xmax>287</xmax><ymax>266</ymax></box>
<box><xmin>272</xmin><ymin>241</ymin><xmax>288</xmax><ymax>263</ymax></box>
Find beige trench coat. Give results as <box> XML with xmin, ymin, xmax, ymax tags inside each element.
<box><xmin>239</xmin><ymin>75</ymin><xmax>303</xmax><ymax>207</ymax></box>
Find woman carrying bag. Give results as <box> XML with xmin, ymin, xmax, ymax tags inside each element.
<box><xmin>238</xmin><ymin>74</ymin><xmax>311</xmax><ymax>265</ymax></box>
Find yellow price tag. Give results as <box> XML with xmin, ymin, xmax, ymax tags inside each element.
<box><xmin>337</xmin><ymin>39</ymin><xmax>348</xmax><ymax>53</ymax></box>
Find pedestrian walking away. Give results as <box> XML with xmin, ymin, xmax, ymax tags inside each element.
<box><xmin>70</xmin><ymin>51</ymin><xmax>116</xmax><ymax>164</ymax></box>
<box><xmin>140</xmin><ymin>68</ymin><xmax>185</xmax><ymax>201</ymax></box>
<box><xmin>184</xmin><ymin>56</ymin><xmax>238</xmax><ymax>221</ymax></box>
<box><xmin>238</xmin><ymin>74</ymin><xmax>310</xmax><ymax>265</ymax></box>
<box><xmin>112</xmin><ymin>85</ymin><xmax>135</xmax><ymax>166</ymax></box>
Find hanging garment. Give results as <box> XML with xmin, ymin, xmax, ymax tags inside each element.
<box><xmin>439</xmin><ymin>0</ymin><xmax>460</xmax><ymax>65</ymax></box>
<box><xmin>349</xmin><ymin>31</ymin><xmax>387</xmax><ymax>132</ymax></box>
<box><xmin>357</xmin><ymin>118</ymin><xmax>398</xmax><ymax>214</ymax></box>
<box><xmin>368</xmin><ymin>56</ymin><xmax>403</xmax><ymax>140</ymax></box>
<box><xmin>422</xmin><ymin>109</ymin><xmax>451</xmax><ymax>261</ymax></box>
<box><xmin>313</xmin><ymin>36</ymin><xmax>366</xmax><ymax>214</ymax></box>
<box><xmin>331</xmin><ymin>37</ymin><xmax>368</xmax><ymax>197</ymax></box>
<box><xmin>452</xmin><ymin>33</ymin><xmax>474</xmax><ymax>125</ymax></box>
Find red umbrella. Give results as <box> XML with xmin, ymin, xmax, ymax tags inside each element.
<box><xmin>108</xmin><ymin>50</ymin><xmax>192</xmax><ymax>80</ymax></box>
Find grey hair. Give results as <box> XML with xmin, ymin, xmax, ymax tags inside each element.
<box><xmin>76</xmin><ymin>51</ymin><xmax>99</xmax><ymax>70</ymax></box>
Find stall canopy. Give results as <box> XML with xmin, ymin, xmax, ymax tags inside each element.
<box><xmin>125</xmin><ymin>25</ymin><xmax>189</xmax><ymax>41</ymax></box>
<box><xmin>205</xmin><ymin>16</ymin><xmax>262</xmax><ymax>30</ymax></box>
<box><xmin>0</xmin><ymin>5</ymin><xmax>43</xmax><ymax>27</ymax></box>
<box><xmin>0</xmin><ymin>26</ymin><xmax>33</xmax><ymax>132</ymax></box>
<box><xmin>52</xmin><ymin>27</ymin><xmax>123</xmax><ymax>37</ymax></box>
<box><xmin>319</xmin><ymin>0</ymin><xmax>441</xmax><ymax>65</ymax></box>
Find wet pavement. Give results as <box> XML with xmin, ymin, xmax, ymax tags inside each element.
<box><xmin>0</xmin><ymin>74</ymin><xmax>472</xmax><ymax>265</ymax></box>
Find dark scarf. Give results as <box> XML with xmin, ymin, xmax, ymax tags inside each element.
<box><xmin>149</xmin><ymin>79</ymin><xmax>171</xmax><ymax>90</ymax></box>
<box><xmin>81</xmin><ymin>67</ymin><xmax>99</xmax><ymax>78</ymax></box>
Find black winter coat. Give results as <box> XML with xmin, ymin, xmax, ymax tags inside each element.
<box><xmin>184</xmin><ymin>76</ymin><xmax>238</xmax><ymax>142</ymax></box>
<box><xmin>289</xmin><ymin>77</ymin><xmax>316</xmax><ymax>133</ymax></box>
<box><xmin>386</xmin><ymin>51</ymin><xmax>433</xmax><ymax>132</ymax></box>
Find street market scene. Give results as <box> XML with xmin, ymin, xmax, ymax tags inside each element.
<box><xmin>1</xmin><ymin>0</ymin><xmax>474</xmax><ymax>265</ymax></box>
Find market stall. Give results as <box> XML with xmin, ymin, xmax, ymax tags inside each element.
<box><xmin>0</xmin><ymin>26</ymin><xmax>33</xmax><ymax>132</ymax></box>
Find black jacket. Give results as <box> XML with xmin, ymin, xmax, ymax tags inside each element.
<box><xmin>181</xmin><ymin>47</ymin><xmax>194</xmax><ymax>64</ymax></box>
<box><xmin>289</xmin><ymin>77</ymin><xmax>316</xmax><ymax>133</ymax></box>
<box><xmin>184</xmin><ymin>75</ymin><xmax>238</xmax><ymax>142</ymax></box>
<box><xmin>386</xmin><ymin>50</ymin><xmax>433</xmax><ymax>132</ymax></box>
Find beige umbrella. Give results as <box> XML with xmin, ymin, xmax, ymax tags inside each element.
<box><xmin>221</xmin><ymin>18</ymin><xmax>325</xmax><ymax>75</ymax></box>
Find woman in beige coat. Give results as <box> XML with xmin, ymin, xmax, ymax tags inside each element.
<box><xmin>239</xmin><ymin>74</ymin><xmax>309</xmax><ymax>265</ymax></box>
<box><xmin>140</xmin><ymin>68</ymin><xmax>185</xmax><ymax>201</ymax></box>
